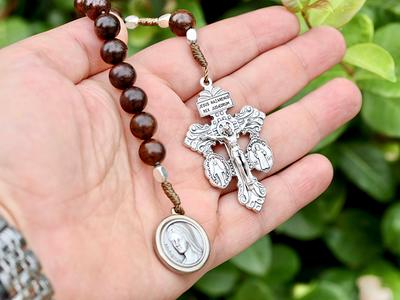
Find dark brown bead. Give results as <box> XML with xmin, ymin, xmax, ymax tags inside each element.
<box><xmin>109</xmin><ymin>63</ymin><xmax>136</xmax><ymax>90</ymax></box>
<box><xmin>101</xmin><ymin>39</ymin><xmax>127</xmax><ymax>65</ymax></box>
<box><xmin>139</xmin><ymin>139</ymin><xmax>166</xmax><ymax>166</ymax></box>
<box><xmin>130</xmin><ymin>112</ymin><xmax>157</xmax><ymax>140</ymax></box>
<box><xmin>110</xmin><ymin>8</ymin><xmax>122</xmax><ymax>18</ymax></box>
<box><xmin>84</xmin><ymin>0</ymin><xmax>111</xmax><ymax>20</ymax></box>
<box><xmin>74</xmin><ymin>0</ymin><xmax>86</xmax><ymax>16</ymax></box>
<box><xmin>169</xmin><ymin>10</ymin><xmax>196</xmax><ymax>36</ymax></box>
<box><xmin>95</xmin><ymin>14</ymin><xmax>121</xmax><ymax>40</ymax></box>
<box><xmin>120</xmin><ymin>87</ymin><xmax>147</xmax><ymax>114</ymax></box>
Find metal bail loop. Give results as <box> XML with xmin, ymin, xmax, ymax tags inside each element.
<box><xmin>200</xmin><ymin>77</ymin><xmax>213</xmax><ymax>89</ymax></box>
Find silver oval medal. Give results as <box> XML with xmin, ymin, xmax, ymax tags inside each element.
<box><xmin>155</xmin><ymin>214</ymin><xmax>210</xmax><ymax>273</ymax></box>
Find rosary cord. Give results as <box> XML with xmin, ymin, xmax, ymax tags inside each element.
<box><xmin>123</xmin><ymin>9</ymin><xmax>204</xmax><ymax>214</ymax></box>
<box><xmin>138</xmin><ymin>17</ymin><xmax>159</xmax><ymax>26</ymax></box>
<box><xmin>161</xmin><ymin>182</ymin><xmax>185</xmax><ymax>215</ymax></box>
<box><xmin>190</xmin><ymin>41</ymin><xmax>210</xmax><ymax>84</ymax></box>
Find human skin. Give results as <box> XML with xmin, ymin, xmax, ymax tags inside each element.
<box><xmin>0</xmin><ymin>6</ymin><xmax>361</xmax><ymax>300</ymax></box>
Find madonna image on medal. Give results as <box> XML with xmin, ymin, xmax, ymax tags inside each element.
<box><xmin>166</xmin><ymin>223</ymin><xmax>203</xmax><ymax>265</ymax></box>
<box><xmin>155</xmin><ymin>215</ymin><xmax>210</xmax><ymax>273</ymax></box>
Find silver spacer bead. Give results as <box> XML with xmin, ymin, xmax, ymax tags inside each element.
<box><xmin>125</xmin><ymin>15</ymin><xmax>139</xmax><ymax>30</ymax></box>
<box><xmin>158</xmin><ymin>13</ymin><xmax>171</xmax><ymax>28</ymax></box>
<box><xmin>186</xmin><ymin>28</ymin><xmax>197</xmax><ymax>43</ymax></box>
<box><xmin>153</xmin><ymin>165</ymin><xmax>168</xmax><ymax>183</ymax></box>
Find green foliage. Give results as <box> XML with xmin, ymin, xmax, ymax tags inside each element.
<box><xmin>293</xmin><ymin>281</ymin><xmax>350</xmax><ymax>300</ymax></box>
<box><xmin>277</xmin><ymin>180</ymin><xmax>346</xmax><ymax>240</ymax></box>
<box><xmin>308</xmin><ymin>0</ymin><xmax>367</xmax><ymax>28</ymax></box>
<box><xmin>1</xmin><ymin>0</ymin><xmax>400</xmax><ymax>299</ymax></box>
<box><xmin>362</xmin><ymin>260</ymin><xmax>400</xmax><ymax>300</ymax></box>
<box><xmin>382</xmin><ymin>203</ymin><xmax>400</xmax><ymax>256</ymax></box>
<box><xmin>341</xmin><ymin>14</ymin><xmax>374</xmax><ymax>46</ymax></box>
<box><xmin>0</xmin><ymin>17</ymin><xmax>30</xmax><ymax>47</ymax></box>
<box><xmin>324</xmin><ymin>209</ymin><xmax>383</xmax><ymax>267</ymax></box>
<box><xmin>264</xmin><ymin>244</ymin><xmax>301</xmax><ymax>285</ymax></box>
<box><xmin>320</xmin><ymin>268</ymin><xmax>358</xmax><ymax>298</ymax></box>
<box><xmin>195</xmin><ymin>262</ymin><xmax>240</xmax><ymax>297</ymax></box>
<box><xmin>233</xmin><ymin>279</ymin><xmax>274</xmax><ymax>300</ymax></box>
<box><xmin>344</xmin><ymin>43</ymin><xmax>396</xmax><ymax>81</ymax></box>
<box><xmin>362</xmin><ymin>92</ymin><xmax>400</xmax><ymax>137</ymax></box>
<box><xmin>337</xmin><ymin>143</ymin><xmax>395</xmax><ymax>201</ymax></box>
<box><xmin>231</xmin><ymin>236</ymin><xmax>272</xmax><ymax>276</ymax></box>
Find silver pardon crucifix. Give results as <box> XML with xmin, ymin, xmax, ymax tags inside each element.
<box><xmin>184</xmin><ymin>79</ymin><xmax>274</xmax><ymax>212</ymax></box>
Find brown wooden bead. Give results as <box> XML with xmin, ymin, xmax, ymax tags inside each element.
<box><xmin>74</xmin><ymin>0</ymin><xmax>86</xmax><ymax>16</ymax></box>
<box><xmin>169</xmin><ymin>10</ymin><xmax>196</xmax><ymax>36</ymax></box>
<box><xmin>109</xmin><ymin>63</ymin><xmax>136</xmax><ymax>90</ymax></box>
<box><xmin>95</xmin><ymin>14</ymin><xmax>121</xmax><ymax>40</ymax></box>
<box><xmin>120</xmin><ymin>87</ymin><xmax>147</xmax><ymax>114</ymax></box>
<box><xmin>84</xmin><ymin>0</ymin><xmax>111</xmax><ymax>20</ymax></box>
<box><xmin>130</xmin><ymin>112</ymin><xmax>157</xmax><ymax>140</ymax></box>
<box><xmin>101</xmin><ymin>39</ymin><xmax>127</xmax><ymax>65</ymax></box>
<box><xmin>139</xmin><ymin>139</ymin><xmax>166</xmax><ymax>166</ymax></box>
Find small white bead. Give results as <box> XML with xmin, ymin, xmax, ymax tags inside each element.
<box><xmin>186</xmin><ymin>28</ymin><xmax>197</xmax><ymax>43</ymax></box>
<box><xmin>153</xmin><ymin>165</ymin><xmax>168</xmax><ymax>183</ymax></box>
<box><xmin>125</xmin><ymin>15</ymin><xmax>139</xmax><ymax>30</ymax></box>
<box><xmin>158</xmin><ymin>14</ymin><xmax>171</xmax><ymax>28</ymax></box>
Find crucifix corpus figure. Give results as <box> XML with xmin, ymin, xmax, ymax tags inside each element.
<box><xmin>185</xmin><ymin>82</ymin><xmax>274</xmax><ymax>212</ymax></box>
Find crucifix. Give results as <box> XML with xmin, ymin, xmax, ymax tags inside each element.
<box><xmin>185</xmin><ymin>80</ymin><xmax>274</xmax><ymax>212</ymax></box>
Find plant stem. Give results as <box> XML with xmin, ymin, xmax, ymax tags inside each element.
<box><xmin>340</xmin><ymin>62</ymin><xmax>355</xmax><ymax>77</ymax></box>
<box><xmin>301</xmin><ymin>10</ymin><xmax>312</xmax><ymax>29</ymax></box>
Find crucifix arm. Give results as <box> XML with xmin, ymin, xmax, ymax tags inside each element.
<box><xmin>201</xmin><ymin>133</ymin><xmax>227</xmax><ymax>142</ymax></box>
<box><xmin>202</xmin><ymin>134</ymin><xmax>221</xmax><ymax>140</ymax></box>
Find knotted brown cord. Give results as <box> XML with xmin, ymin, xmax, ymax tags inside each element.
<box><xmin>190</xmin><ymin>41</ymin><xmax>210</xmax><ymax>84</ymax></box>
<box><xmin>161</xmin><ymin>181</ymin><xmax>185</xmax><ymax>215</ymax></box>
<box><xmin>138</xmin><ymin>18</ymin><xmax>159</xmax><ymax>26</ymax></box>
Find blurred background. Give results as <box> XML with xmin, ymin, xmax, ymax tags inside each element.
<box><xmin>1</xmin><ymin>0</ymin><xmax>400</xmax><ymax>299</ymax></box>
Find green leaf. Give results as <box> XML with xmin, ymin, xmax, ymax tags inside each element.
<box><xmin>230</xmin><ymin>236</ymin><xmax>272</xmax><ymax>276</ymax></box>
<box><xmin>362</xmin><ymin>92</ymin><xmax>400</xmax><ymax>138</ymax></box>
<box><xmin>343</xmin><ymin>43</ymin><xmax>397</xmax><ymax>82</ymax></box>
<box><xmin>308</xmin><ymin>0</ymin><xmax>367</xmax><ymax>28</ymax></box>
<box><xmin>341</xmin><ymin>14</ymin><xmax>374</xmax><ymax>47</ymax></box>
<box><xmin>127</xmin><ymin>26</ymin><xmax>158</xmax><ymax>53</ymax></box>
<box><xmin>294</xmin><ymin>282</ymin><xmax>349</xmax><ymax>300</ymax></box>
<box><xmin>277</xmin><ymin>210</ymin><xmax>325</xmax><ymax>240</ymax></box>
<box><xmin>264</xmin><ymin>244</ymin><xmax>301</xmax><ymax>285</ymax></box>
<box><xmin>363</xmin><ymin>260</ymin><xmax>400</xmax><ymax>300</ymax></box>
<box><xmin>321</xmin><ymin>268</ymin><xmax>358</xmax><ymax>298</ymax></box>
<box><xmin>374</xmin><ymin>23</ymin><xmax>400</xmax><ymax>59</ymax></box>
<box><xmin>382</xmin><ymin>202</ymin><xmax>400</xmax><ymax>256</ymax></box>
<box><xmin>337</xmin><ymin>143</ymin><xmax>395</xmax><ymax>201</ymax></box>
<box><xmin>357</xmin><ymin>78</ymin><xmax>400</xmax><ymax>98</ymax></box>
<box><xmin>324</xmin><ymin>209</ymin><xmax>383</xmax><ymax>268</ymax></box>
<box><xmin>277</xmin><ymin>181</ymin><xmax>346</xmax><ymax>240</ymax></box>
<box><xmin>195</xmin><ymin>262</ymin><xmax>240</xmax><ymax>297</ymax></box>
<box><xmin>0</xmin><ymin>17</ymin><xmax>31</xmax><ymax>48</ymax></box>
<box><xmin>233</xmin><ymin>279</ymin><xmax>274</xmax><ymax>300</ymax></box>
<box><xmin>281</xmin><ymin>0</ymin><xmax>310</xmax><ymax>13</ymax></box>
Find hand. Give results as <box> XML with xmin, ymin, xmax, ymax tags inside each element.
<box><xmin>0</xmin><ymin>6</ymin><xmax>361</xmax><ymax>300</ymax></box>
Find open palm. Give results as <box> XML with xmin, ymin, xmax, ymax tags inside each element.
<box><xmin>0</xmin><ymin>6</ymin><xmax>361</xmax><ymax>300</ymax></box>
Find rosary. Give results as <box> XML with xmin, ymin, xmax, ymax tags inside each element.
<box><xmin>75</xmin><ymin>0</ymin><xmax>274</xmax><ymax>274</ymax></box>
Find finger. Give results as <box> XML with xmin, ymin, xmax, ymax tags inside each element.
<box><xmin>186</xmin><ymin>26</ymin><xmax>346</xmax><ymax>113</ymax></box>
<box><xmin>220</xmin><ymin>77</ymin><xmax>361</xmax><ymax>196</ymax></box>
<box><xmin>129</xmin><ymin>6</ymin><xmax>300</xmax><ymax>100</ymax></box>
<box><xmin>263</xmin><ymin>78</ymin><xmax>361</xmax><ymax>173</ymax></box>
<box><xmin>0</xmin><ymin>16</ymin><xmax>128</xmax><ymax>83</ymax></box>
<box><xmin>211</xmin><ymin>153</ymin><xmax>333</xmax><ymax>266</ymax></box>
